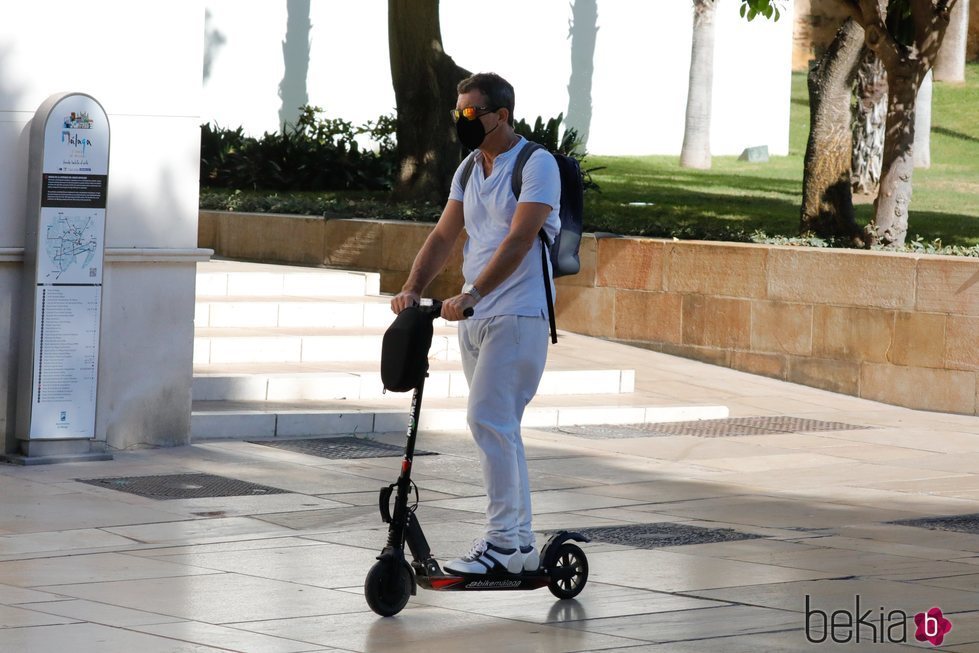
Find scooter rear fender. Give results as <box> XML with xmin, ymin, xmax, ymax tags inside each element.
<box><xmin>539</xmin><ymin>531</ymin><xmax>591</xmax><ymax>570</ymax></box>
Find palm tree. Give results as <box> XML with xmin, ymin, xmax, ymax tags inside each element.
<box><xmin>913</xmin><ymin>69</ymin><xmax>934</xmax><ymax>168</ymax></box>
<box><xmin>680</xmin><ymin>0</ymin><xmax>717</xmax><ymax>169</ymax></box>
<box><xmin>278</xmin><ymin>0</ymin><xmax>311</xmax><ymax>131</ymax></box>
<box><xmin>934</xmin><ymin>0</ymin><xmax>970</xmax><ymax>81</ymax></box>
<box><xmin>800</xmin><ymin>18</ymin><xmax>865</xmax><ymax>242</ymax></box>
<box><xmin>745</xmin><ymin>0</ymin><xmax>962</xmax><ymax>246</ymax></box>
<box><xmin>851</xmin><ymin>46</ymin><xmax>886</xmax><ymax>196</ymax></box>
<box><xmin>566</xmin><ymin>0</ymin><xmax>599</xmax><ymax>149</ymax></box>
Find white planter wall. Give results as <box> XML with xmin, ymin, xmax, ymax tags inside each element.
<box><xmin>0</xmin><ymin>1</ymin><xmax>209</xmax><ymax>451</ymax></box>
<box><xmin>203</xmin><ymin>0</ymin><xmax>794</xmax><ymax>156</ymax></box>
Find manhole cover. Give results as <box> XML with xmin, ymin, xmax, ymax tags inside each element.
<box><xmin>77</xmin><ymin>473</ymin><xmax>290</xmax><ymax>500</ymax></box>
<box><xmin>568</xmin><ymin>522</ymin><xmax>764</xmax><ymax>549</ymax></box>
<box><xmin>249</xmin><ymin>436</ymin><xmax>435</xmax><ymax>459</ymax></box>
<box><xmin>890</xmin><ymin>513</ymin><xmax>979</xmax><ymax>535</ymax></box>
<box><xmin>546</xmin><ymin>416</ymin><xmax>872</xmax><ymax>439</ymax></box>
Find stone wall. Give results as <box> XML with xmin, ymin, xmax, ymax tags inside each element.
<box><xmin>570</xmin><ymin>236</ymin><xmax>979</xmax><ymax>416</ymax></box>
<box><xmin>200</xmin><ymin>211</ymin><xmax>979</xmax><ymax>416</ymax></box>
<box><xmin>199</xmin><ymin>211</ymin><xmax>466</xmax><ymax>299</ymax></box>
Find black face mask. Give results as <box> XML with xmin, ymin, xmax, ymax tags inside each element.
<box><xmin>456</xmin><ymin>114</ymin><xmax>500</xmax><ymax>150</ymax></box>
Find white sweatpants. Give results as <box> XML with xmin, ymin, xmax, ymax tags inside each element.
<box><xmin>458</xmin><ymin>314</ymin><xmax>549</xmax><ymax>550</ymax></box>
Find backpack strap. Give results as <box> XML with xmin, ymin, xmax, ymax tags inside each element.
<box><xmin>540</xmin><ymin>233</ymin><xmax>558</xmax><ymax>344</ymax></box>
<box><xmin>459</xmin><ymin>151</ymin><xmax>478</xmax><ymax>192</ymax></box>
<box><xmin>510</xmin><ymin>141</ymin><xmax>544</xmax><ymax>200</ymax></box>
<box><xmin>513</xmin><ymin>141</ymin><xmax>557</xmax><ymax>345</ymax></box>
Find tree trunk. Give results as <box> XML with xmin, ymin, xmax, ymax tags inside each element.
<box><xmin>934</xmin><ymin>0</ymin><xmax>969</xmax><ymax>82</ymax></box>
<box><xmin>869</xmin><ymin>64</ymin><xmax>919</xmax><ymax>246</ymax></box>
<box><xmin>566</xmin><ymin>0</ymin><xmax>598</xmax><ymax>148</ymax></box>
<box><xmin>860</xmin><ymin>0</ymin><xmax>959</xmax><ymax>246</ymax></box>
<box><xmin>388</xmin><ymin>0</ymin><xmax>470</xmax><ymax>202</ymax></box>
<box><xmin>203</xmin><ymin>10</ymin><xmax>226</xmax><ymax>83</ymax></box>
<box><xmin>851</xmin><ymin>47</ymin><xmax>887</xmax><ymax>196</ymax></box>
<box><xmin>800</xmin><ymin>18</ymin><xmax>865</xmax><ymax>243</ymax></box>
<box><xmin>279</xmin><ymin>0</ymin><xmax>311</xmax><ymax>130</ymax></box>
<box><xmin>680</xmin><ymin>0</ymin><xmax>716</xmax><ymax>169</ymax></box>
<box><xmin>914</xmin><ymin>69</ymin><xmax>933</xmax><ymax>168</ymax></box>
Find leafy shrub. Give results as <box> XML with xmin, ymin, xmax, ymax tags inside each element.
<box><xmin>200</xmin><ymin>106</ymin><xmax>397</xmax><ymax>191</ymax></box>
<box><xmin>750</xmin><ymin>231</ymin><xmax>979</xmax><ymax>257</ymax></box>
<box><xmin>514</xmin><ymin>113</ymin><xmax>603</xmax><ymax>192</ymax></box>
<box><xmin>199</xmin><ymin>188</ymin><xmax>442</xmax><ymax>222</ymax></box>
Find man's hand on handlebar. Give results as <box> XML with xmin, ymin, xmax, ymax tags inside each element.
<box><xmin>390</xmin><ymin>290</ymin><xmax>421</xmax><ymax>315</ymax></box>
<box><xmin>441</xmin><ymin>293</ymin><xmax>476</xmax><ymax>322</ymax></box>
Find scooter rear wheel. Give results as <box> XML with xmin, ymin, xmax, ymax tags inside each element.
<box><xmin>547</xmin><ymin>542</ymin><xmax>588</xmax><ymax>599</ymax></box>
<box><xmin>365</xmin><ymin>559</ymin><xmax>413</xmax><ymax>616</ymax></box>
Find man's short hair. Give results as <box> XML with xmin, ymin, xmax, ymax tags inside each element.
<box><xmin>457</xmin><ymin>73</ymin><xmax>515</xmax><ymax>126</ymax></box>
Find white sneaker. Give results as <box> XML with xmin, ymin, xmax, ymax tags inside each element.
<box><xmin>520</xmin><ymin>545</ymin><xmax>540</xmax><ymax>572</ymax></box>
<box><xmin>444</xmin><ymin>539</ymin><xmax>522</xmax><ymax>575</ymax></box>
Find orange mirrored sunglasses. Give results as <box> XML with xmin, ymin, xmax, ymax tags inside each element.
<box><xmin>449</xmin><ymin>105</ymin><xmax>494</xmax><ymax>122</ymax></box>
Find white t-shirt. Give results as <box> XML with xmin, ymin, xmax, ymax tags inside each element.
<box><xmin>448</xmin><ymin>137</ymin><xmax>561</xmax><ymax>319</ymax></box>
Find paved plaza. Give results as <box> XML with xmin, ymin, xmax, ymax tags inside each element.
<box><xmin>2</xmin><ymin>317</ymin><xmax>979</xmax><ymax>651</ymax></box>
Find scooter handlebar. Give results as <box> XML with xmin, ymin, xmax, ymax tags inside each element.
<box><xmin>418</xmin><ymin>300</ymin><xmax>473</xmax><ymax>319</ymax></box>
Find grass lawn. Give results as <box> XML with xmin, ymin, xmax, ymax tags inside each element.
<box><xmin>202</xmin><ymin>64</ymin><xmax>979</xmax><ymax>249</ymax></box>
<box><xmin>583</xmin><ymin>63</ymin><xmax>979</xmax><ymax>247</ymax></box>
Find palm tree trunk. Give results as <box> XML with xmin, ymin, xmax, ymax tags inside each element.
<box><xmin>800</xmin><ymin>18</ymin><xmax>865</xmax><ymax>242</ymax></box>
<box><xmin>860</xmin><ymin>0</ymin><xmax>960</xmax><ymax>246</ymax></box>
<box><xmin>914</xmin><ymin>69</ymin><xmax>933</xmax><ymax>168</ymax></box>
<box><xmin>566</xmin><ymin>0</ymin><xmax>598</xmax><ymax>148</ymax></box>
<box><xmin>278</xmin><ymin>0</ymin><xmax>311</xmax><ymax>130</ymax></box>
<box><xmin>680</xmin><ymin>0</ymin><xmax>716</xmax><ymax>169</ymax></box>
<box><xmin>934</xmin><ymin>0</ymin><xmax>969</xmax><ymax>82</ymax></box>
<box><xmin>870</xmin><ymin>63</ymin><xmax>919</xmax><ymax>246</ymax></box>
<box><xmin>851</xmin><ymin>47</ymin><xmax>887</xmax><ymax>196</ymax></box>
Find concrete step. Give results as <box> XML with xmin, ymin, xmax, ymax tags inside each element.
<box><xmin>195</xmin><ymin>294</ymin><xmax>394</xmax><ymax>329</ymax></box>
<box><xmin>189</xmin><ymin>259</ymin><xmax>728</xmax><ymax>443</ymax></box>
<box><xmin>196</xmin><ymin>259</ymin><xmax>380</xmax><ymax>298</ymax></box>
<box><xmin>190</xmin><ymin>397</ymin><xmax>730</xmax><ymax>440</ymax></box>
<box><xmin>192</xmin><ymin>361</ymin><xmax>635</xmax><ymax>402</ymax></box>
<box><xmin>193</xmin><ymin>326</ymin><xmax>462</xmax><ymax>365</ymax></box>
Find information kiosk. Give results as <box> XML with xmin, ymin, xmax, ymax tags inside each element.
<box><xmin>13</xmin><ymin>92</ymin><xmax>112</xmax><ymax>463</ymax></box>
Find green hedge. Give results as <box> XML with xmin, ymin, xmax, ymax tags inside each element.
<box><xmin>200</xmin><ymin>106</ymin><xmax>397</xmax><ymax>191</ymax></box>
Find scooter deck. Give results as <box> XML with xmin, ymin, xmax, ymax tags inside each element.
<box><xmin>416</xmin><ymin>569</ymin><xmax>552</xmax><ymax>592</ymax></box>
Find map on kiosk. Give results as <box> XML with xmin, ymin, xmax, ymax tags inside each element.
<box><xmin>40</xmin><ymin>208</ymin><xmax>103</xmax><ymax>284</ymax></box>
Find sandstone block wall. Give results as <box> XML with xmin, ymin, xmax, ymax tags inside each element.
<box><xmin>569</xmin><ymin>236</ymin><xmax>979</xmax><ymax>415</ymax></box>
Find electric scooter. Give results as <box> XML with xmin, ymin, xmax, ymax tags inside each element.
<box><xmin>364</xmin><ymin>300</ymin><xmax>590</xmax><ymax>617</ymax></box>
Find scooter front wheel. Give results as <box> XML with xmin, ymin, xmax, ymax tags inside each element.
<box><xmin>365</xmin><ymin>559</ymin><xmax>413</xmax><ymax>616</ymax></box>
<box><xmin>547</xmin><ymin>542</ymin><xmax>588</xmax><ymax>600</ymax></box>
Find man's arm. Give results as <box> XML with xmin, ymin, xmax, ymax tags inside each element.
<box><xmin>440</xmin><ymin>201</ymin><xmax>551</xmax><ymax>321</ymax></box>
<box><xmin>390</xmin><ymin>199</ymin><xmax>465</xmax><ymax>314</ymax></box>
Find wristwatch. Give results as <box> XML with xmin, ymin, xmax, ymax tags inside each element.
<box><xmin>464</xmin><ymin>285</ymin><xmax>483</xmax><ymax>303</ymax></box>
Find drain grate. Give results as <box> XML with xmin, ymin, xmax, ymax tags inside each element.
<box><xmin>249</xmin><ymin>436</ymin><xmax>435</xmax><ymax>459</ymax></box>
<box><xmin>546</xmin><ymin>416</ymin><xmax>872</xmax><ymax>439</ymax></box>
<box><xmin>77</xmin><ymin>473</ymin><xmax>290</xmax><ymax>500</ymax></box>
<box><xmin>890</xmin><ymin>513</ymin><xmax>979</xmax><ymax>535</ymax></box>
<box><xmin>568</xmin><ymin>522</ymin><xmax>764</xmax><ymax>549</ymax></box>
